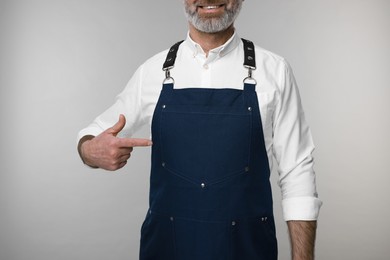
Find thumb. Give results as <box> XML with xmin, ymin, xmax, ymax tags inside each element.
<box><xmin>108</xmin><ymin>114</ymin><xmax>126</xmax><ymax>136</ymax></box>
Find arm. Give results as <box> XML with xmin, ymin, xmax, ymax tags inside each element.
<box><xmin>78</xmin><ymin>114</ymin><xmax>152</xmax><ymax>171</ymax></box>
<box><xmin>77</xmin><ymin>65</ymin><xmax>152</xmax><ymax>170</ymax></box>
<box><xmin>78</xmin><ymin>135</ymin><xmax>97</xmax><ymax>167</ymax></box>
<box><xmin>287</xmin><ymin>220</ymin><xmax>317</xmax><ymax>260</ymax></box>
<box><xmin>271</xmin><ymin>60</ymin><xmax>322</xmax><ymax>257</ymax></box>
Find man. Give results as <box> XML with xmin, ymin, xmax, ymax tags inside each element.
<box><xmin>77</xmin><ymin>1</ymin><xmax>322</xmax><ymax>259</ymax></box>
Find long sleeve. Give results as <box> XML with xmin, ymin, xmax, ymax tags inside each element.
<box><xmin>77</xmin><ymin>65</ymin><xmax>145</xmax><ymax>142</ymax></box>
<box><xmin>272</xmin><ymin>60</ymin><xmax>322</xmax><ymax>221</ymax></box>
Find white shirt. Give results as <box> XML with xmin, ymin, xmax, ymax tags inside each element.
<box><xmin>78</xmin><ymin>32</ymin><xmax>322</xmax><ymax>221</ymax></box>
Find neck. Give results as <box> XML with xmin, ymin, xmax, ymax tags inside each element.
<box><xmin>188</xmin><ymin>23</ymin><xmax>235</xmax><ymax>55</ymax></box>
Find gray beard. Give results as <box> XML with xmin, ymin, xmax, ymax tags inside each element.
<box><xmin>184</xmin><ymin>3</ymin><xmax>242</xmax><ymax>33</ymax></box>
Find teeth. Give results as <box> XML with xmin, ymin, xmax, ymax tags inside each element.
<box><xmin>205</xmin><ymin>6</ymin><xmax>219</xmax><ymax>9</ymax></box>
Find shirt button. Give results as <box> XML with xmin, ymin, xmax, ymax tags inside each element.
<box><xmin>203</xmin><ymin>64</ymin><xmax>209</xmax><ymax>70</ymax></box>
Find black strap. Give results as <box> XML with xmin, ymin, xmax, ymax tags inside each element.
<box><xmin>162</xmin><ymin>40</ymin><xmax>184</xmax><ymax>71</ymax></box>
<box><xmin>241</xmin><ymin>38</ymin><xmax>256</xmax><ymax>69</ymax></box>
<box><xmin>162</xmin><ymin>38</ymin><xmax>256</xmax><ymax>70</ymax></box>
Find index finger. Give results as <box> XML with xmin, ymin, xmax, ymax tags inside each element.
<box><xmin>118</xmin><ymin>138</ymin><xmax>153</xmax><ymax>148</ymax></box>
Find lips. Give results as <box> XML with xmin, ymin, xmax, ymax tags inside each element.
<box><xmin>196</xmin><ymin>3</ymin><xmax>226</xmax><ymax>15</ymax></box>
<box><xmin>199</xmin><ymin>4</ymin><xmax>224</xmax><ymax>9</ymax></box>
<box><xmin>199</xmin><ymin>5</ymin><xmax>223</xmax><ymax>10</ymax></box>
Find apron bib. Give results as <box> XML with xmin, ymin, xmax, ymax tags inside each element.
<box><xmin>140</xmin><ymin>39</ymin><xmax>277</xmax><ymax>260</ymax></box>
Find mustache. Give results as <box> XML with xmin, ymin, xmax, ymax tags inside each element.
<box><xmin>193</xmin><ymin>1</ymin><xmax>227</xmax><ymax>6</ymax></box>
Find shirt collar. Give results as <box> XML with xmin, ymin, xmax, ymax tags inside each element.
<box><xmin>184</xmin><ymin>31</ymin><xmax>241</xmax><ymax>58</ymax></box>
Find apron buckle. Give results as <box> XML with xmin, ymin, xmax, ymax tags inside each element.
<box><xmin>163</xmin><ymin>67</ymin><xmax>175</xmax><ymax>84</ymax></box>
<box><xmin>243</xmin><ymin>65</ymin><xmax>257</xmax><ymax>85</ymax></box>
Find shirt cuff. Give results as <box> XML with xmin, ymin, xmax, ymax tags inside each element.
<box><xmin>77</xmin><ymin>127</ymin><xmax>103</xmax><ymax>145</ymax></box>
<box><xmin>282</xmin><ymin>196</ymin><xmax>323</xmax><ymax>221</ymax></box>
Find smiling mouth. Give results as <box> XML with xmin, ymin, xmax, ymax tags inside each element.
<box><xmin>198</xmin><ymin>4</ymin><xmax>225</xmax><ymax>10</ymax></box>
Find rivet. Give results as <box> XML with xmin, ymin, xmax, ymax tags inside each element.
<box><xmin>232</xmin><ymin>221</ymin><xmax>236</xmax><ymax>226</ymax></box>
<box><xmin>201</xmin><ymin>183</ymin><xmax>206</xmax><ymax>189</ymax></box>
<box><xmin>248</xmin><ymin>107</ymin><xmax>252</xmax><ymax>111</ymax></box>
<box><xmin>248</xmin><ymin>56</ymin><xmax>253</xmax><ymax>61</ymax></box>
<box><xmin>170</xmin><ymin>217</ymin><xmax>174</xmax><ymax>221</ymax></box>
<box><xmin>162</xmin><ymin>162</ymin><xmax>166</xmax><ymax>167</ymax></box>
<box><xmin>162</xmin><ymin>105</ymin><xmax>166</xmax><ymax>109</ymax></box>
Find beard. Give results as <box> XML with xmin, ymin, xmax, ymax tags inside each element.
<box><xmin>184</xmin><ymin>1</ymin><xmax>243</xmax><ymax>33</ymax></box>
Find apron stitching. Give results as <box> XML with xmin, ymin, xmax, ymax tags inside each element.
<box><xmin>164</xmin><ymin>164</ymin><xmax>250</xmax><ymax>186</ymax></box>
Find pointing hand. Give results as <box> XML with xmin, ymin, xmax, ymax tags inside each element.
<box><xmin>80</xmin><ymin>114</ymin><xmax>152</xmax><ymax>171</ymax></box>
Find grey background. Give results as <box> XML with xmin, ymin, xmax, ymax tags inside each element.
<box><xmin>1</xmin><ymin>0</ymin><xmax>389</xmax><ymax>259</ymax></box>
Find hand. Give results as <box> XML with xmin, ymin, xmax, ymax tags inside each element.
<box><xmin>79</xmin><ymin>114</ymin><xmax>152</xmax><ymax>171</ymax></box>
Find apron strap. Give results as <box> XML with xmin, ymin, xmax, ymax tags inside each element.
<box><xmin>163</xmin><ymin>40</ymin><xmax>184</xmax><ymax>71</ymax></box>
<box><xmin>242</xmin><ymin>39</ymin><xmax>257</xmax><ymax>85</ymax></box>
<box><xmin>242</xmin><ymin>38</ymin><xmax>256</xmax><ymax>69</ymax></box>
<box><xmin>162</xmin><ymin>38</ymin><xmax>257</xmax><ymax>84</ymax></box>
<box><xmin>162</xmin><ymin>40</ymin><xmax>184</xmax><ymax>84</ymax></box>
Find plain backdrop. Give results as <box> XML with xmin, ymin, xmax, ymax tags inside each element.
<box><xmin>1</xmin><ymin>0</ymin><xmax>389</xmax><ymax>259</ymax></box>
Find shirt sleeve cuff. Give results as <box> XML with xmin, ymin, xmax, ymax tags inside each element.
<box><xmin>282</xmin><ymin>196</ymin><xmax>323</xmax><ymax>221</ymax></box>
<box><xmin>77</xmin><ymin>127</ymin><xmax>103</xmax><ymax>145</ymax></box>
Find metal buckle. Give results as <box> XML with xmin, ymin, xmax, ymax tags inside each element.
<box><xmin>243</xmin><ymin>65</ymin><xmax>257</xmax><ymax>85</ymax></box>
<box><xmin>163</xmin><ymin>67</ymin><xmax>175</xmax><ymax>84</ymax></box>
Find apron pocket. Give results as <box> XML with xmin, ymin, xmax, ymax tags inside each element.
<box><xmin>231</xmin><ymin>216</ymin><xmax>278</xmax><ymax>260</ymax></box>
<box><xmin>140</xmin><ymin>212</ymin><xmax>175</xmax><ymax>260</ymax></box>
<box><xmin>160</xmin><ymin>109</ymin><xmax>252</xmax><ymax>185</ymax></box>
<box><xmin>173</xmin><ymin>217</ymin><xmax>230</xmax><ymax>260</ymax></box>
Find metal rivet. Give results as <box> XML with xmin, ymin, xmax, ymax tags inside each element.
<box><xmin>248</xmin><ymin>107</ymin><xmax>252</xmax><ymax>111</ymax></box>
<box><xmin>170</xmin><ymin>217</ymin><xmax>174</xmax><ymax>221</ymax></box>
<box><xmin>248</xmin><ymin>56</ymin><xmax>253</xmax><ymax>61</ymax></box>
<box><xmin>162</xmin><ymin>105</ymin><xmax>166</xmax><ymax>109</ymax></box>
<box><xmin>201</xmin><ymin>183</ymin><xmax>206</xmax><ymax>189</ymax></box>
<box><xmin>162</xmin><ymin>162</ymin><xmax>166</xmax><ymax>167</ymax></box>
<box><xmin>261</xmin><ymin>217</ymin><xmax>265</xmax><ymax>221</ymax></box>
<box><xmin>232</xmin><ymin>221</ymin><xmax>236</xmax><ymax>226</ymax></box>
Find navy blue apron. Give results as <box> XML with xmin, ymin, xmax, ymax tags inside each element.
<box><xmin>140</xmin><ymin>39</ymin><xmax>277</xmax><ymax>260</ymax></box>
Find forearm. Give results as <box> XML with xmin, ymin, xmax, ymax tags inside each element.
<box><xmin>287</xmin><ymin>220</ymin><xmax>317</xmax><ymax>260</ymax></box>
<box><xmin>77</xmin><ymin>135</ymin><xmax>98</xmax><ymax>168</ymax></box>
